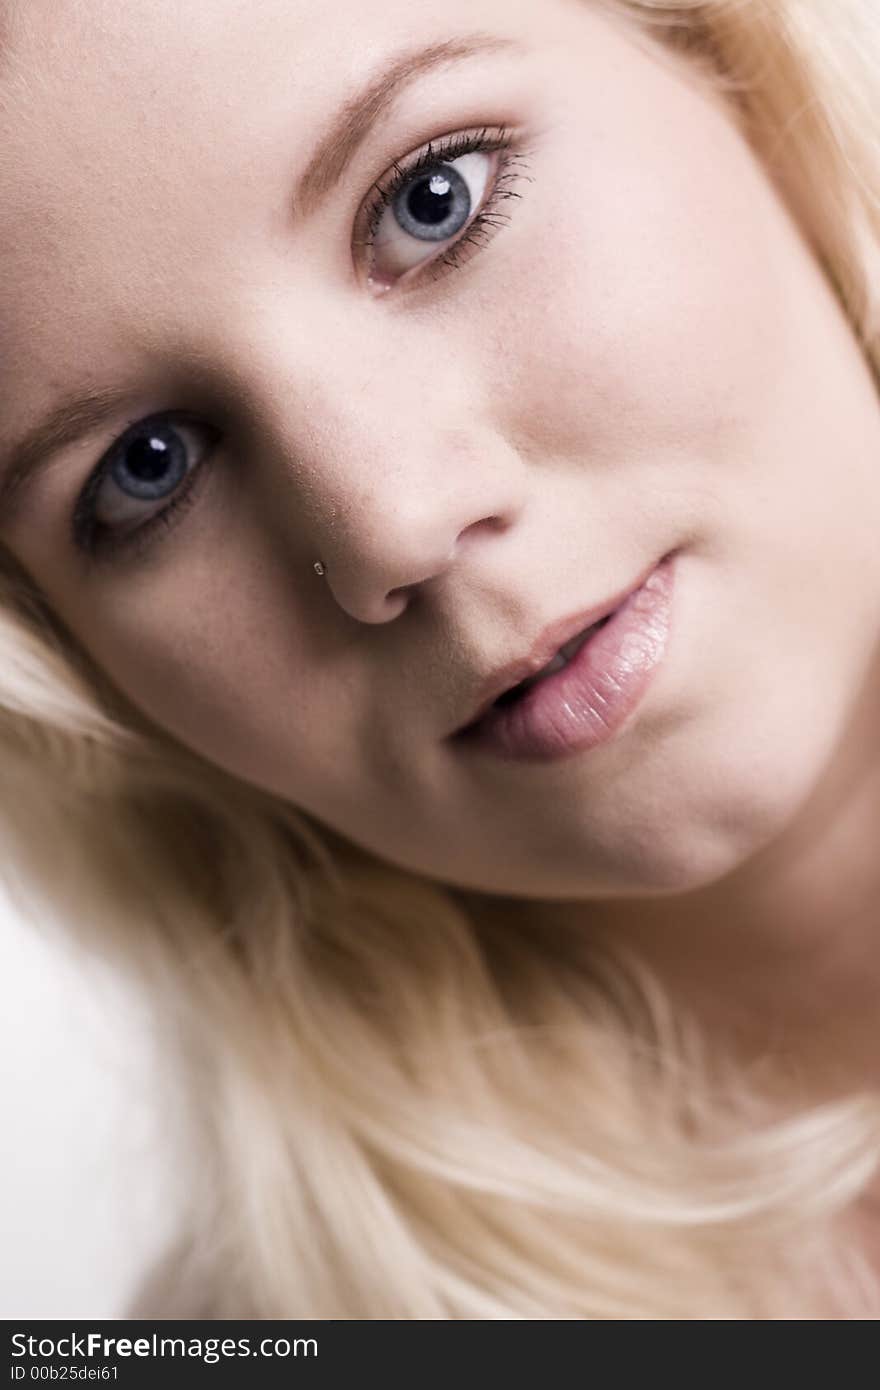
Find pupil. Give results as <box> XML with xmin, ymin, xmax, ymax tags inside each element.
<box><xmin>111</xmin><ymin>426</ymin><xmax>187</xmax><ymax>500</ymax></box>
<box><xmin>392</xmin><ymin>161</ymin><xmax>471</xmax><ymax>243</ymax></box>
<box><xmin>128</xmin><ymin>436</ymin><xmax>170</xmax><ymax>481</ymax></box>
<box><xmin>407</xmin><ymin>171</ymin><xmax>454</xmax><ymax>226</ymax></box>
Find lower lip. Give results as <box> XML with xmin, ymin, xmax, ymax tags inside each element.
<box><xmin>455</xmin><ymin>556</ymin><xmax>676</xmax><ymax>762</ymax></box>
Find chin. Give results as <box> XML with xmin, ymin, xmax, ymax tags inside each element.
<box><xmin>591</xmin><ymin>819</ymin><xmax>770</xmax><ymax>899</ymax></box>
<box><xmin>581</xmin><ymin>731</ymin><xmax>834</xmax><ymax>900</ymax></box>
<box><xmin>483</xmin><ymin>723</ymin><xmax>834</xmax><ymax>904</ymax></box>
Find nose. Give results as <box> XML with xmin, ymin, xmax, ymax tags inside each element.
<box><xmin>286</xmin><ymin>377</ymin><xmax>528</xmax><ymax>626</ymax></box>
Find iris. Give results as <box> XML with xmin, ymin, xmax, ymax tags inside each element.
<box><xmin>392</xmin><ymin>164</ymin><xmax>472</xmax><ymax>242</ymax></box>
<box><xmin>110</xmin><ymin>427</ymin><xmax>188</xmax><ymax>500</ymax></box>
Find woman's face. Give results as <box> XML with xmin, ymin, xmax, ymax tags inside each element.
<box><xmin>2</xmin><ymin>0</ymin><xmax>880</xmax><ymax>899</ymax></box>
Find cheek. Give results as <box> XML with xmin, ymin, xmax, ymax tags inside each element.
<box><xmin>483</xmin><ymin>74</ymin><xmax>789</xmax><ymax>469</ymax></box>
<box><xmin>59</xmin><ymin>547</ymin><xmax>354</xmax><ymax>804</ymax></box>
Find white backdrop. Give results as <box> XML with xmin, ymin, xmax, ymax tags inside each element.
<box><xmin>0</xmin><ymin>885</ymin><xmax>175</xmax><ymax>1319</ymax></box>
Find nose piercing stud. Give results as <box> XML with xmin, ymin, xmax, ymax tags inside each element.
<box><xmin>313</xmin><ymin>560</ymin><xmax>326</xmax><ymax>577</ymax></box>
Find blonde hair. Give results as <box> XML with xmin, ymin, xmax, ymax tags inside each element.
<box><xmin>2</xmin><ymin>0</ymin><xmax>880</xmax><ymax>1319</ymax></box>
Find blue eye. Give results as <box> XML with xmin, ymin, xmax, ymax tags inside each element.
<box><xmin>108</xmin><ymin>424</ymin><xmax>189</xmax><ymax>502</ymax></box>
<box><xmin>391</xmin><ymin>163</ymin><xmax>474</xmax><ymax>242</ymax></box>
<box><xmin>73</xmin><ymin>415</ymin><xmax>219</xmax><ymax>560</ymax></box>
<box><xmin>360</xmin><ymin>127</ymin><xmax>532</xmax><ymax>290</ymax></box>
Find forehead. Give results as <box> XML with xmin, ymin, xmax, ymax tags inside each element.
<box><xmin>0</xmin><ymin>0</ymin><xmax>703</xmax><ymax>458</ymax></box>
<box><xmin>0</xmin><ymin>0</ymin><xmax>545</xmax><ymax>371</ymax></box>
<box><xmin>0</xmin><ymin>0</ymin><xmax>537</xmax><ymax>255</ymax></box>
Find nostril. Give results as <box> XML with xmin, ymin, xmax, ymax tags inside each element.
<box><xmin>461</xmin><ymin>515</ymin><xmax>509</xmax><ymax>545</ymax></box>
<box><xmin>381</xmin><ymin>589</ymin><xmax>411</xmax><ymax>620</ymax></box>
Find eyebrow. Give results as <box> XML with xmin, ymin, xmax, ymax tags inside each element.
<box><xmin>0</xmin><ymin>32</ymin><xmax>518</xmax><ymax>527</ymax></box>
<box><xmin>294</xmin><ymin>34</ymin><xmax>517</xmax><ymax>217</ymax></box>
<box><xmin>0</xmin><ymin>386</ymin><xmax>134</xmax><ymax>528</ymax></box>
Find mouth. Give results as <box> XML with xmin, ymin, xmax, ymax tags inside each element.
<box><xmin>451</xmin><ymin>554</ymin><xmax>677</xmax><ymax>761</ymax></box>
<box><xmin>453</xmin><ymin>562</ymin><xmax>659</xmax><ymax>735</ymax></box>
<box><xmin>489</xmin><ymin>613</ymin><xmax>616</xmax><ymax>710</ymax></box>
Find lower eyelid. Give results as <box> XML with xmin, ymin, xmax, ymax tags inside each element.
<box><xmin>362</xmin><ymin>141</ymin><xmax>531</xmax><ymax>293</ymax></box>
<box><xmin>369</xmin><ymin>149</ymin><xmax>497</xmax><ymax>279</ymax></box>
<box><xmin>356</xmin><ymin>129</ymin><xmax>519</xmax><ymax>260</ymax></box>
<box><xmin>75</xmin><ymin>431</ymin><xmax>218</xmax><ymax>564</ymax></box>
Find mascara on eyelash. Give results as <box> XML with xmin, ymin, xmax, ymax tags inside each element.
<box><xmin>72</xmin><ymin>417</ymin><xmax>216</xmax><ymax>561</ymax></box>
<box><xmin>358</xmin><ymin>131</ymin><xmax>533</xmax><ymax>289</ymax></box>
<box><xmin>74</xmin><ymin>462</ymin><xmax>207</xmax><ymax>564</ymax></box>
<box><xmin>359</xmin><ymin>125</ymin><xmax>519</xmax><ymax>249</ymax></box>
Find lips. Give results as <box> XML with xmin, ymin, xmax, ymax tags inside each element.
<box><xmin>454</xmin><ymin>556</ymin><xmax>676</xmax><ymax>760</ymax></box>
<box><xmin>453</xmin><ymin>563</ymin><xmax>659</xmax><ymax>735</ymax></box>
<box><xmin>492</xmin><ymin>616</ymin><xmax>613</xmax><ymax>706</ymax></box>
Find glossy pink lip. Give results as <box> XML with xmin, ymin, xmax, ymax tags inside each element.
<box><xmin>453</xmin><ymin>557</ymin><xmax>668</xmax><ymax>735</ymax></box>
<box><xmin>452</xmin><ymin>554</ymin><xmax>676</xmax><ymax>761</ymax></box>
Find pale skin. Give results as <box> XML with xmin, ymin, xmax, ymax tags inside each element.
<box><xmin>2</xmin><ymin>0</ymin><xmax>880</xmax><ymax>1262</ymax></box>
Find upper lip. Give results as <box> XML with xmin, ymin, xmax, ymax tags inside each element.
<box><xmin>451</xmin><ymin>561</ymin><xmax>660</xmax><ymax>736</ymax></box>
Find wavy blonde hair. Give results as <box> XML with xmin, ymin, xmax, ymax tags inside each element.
<box><xmin>2</xmin><ymin>0</ymin><xmax>880</xmax><ymax>1319</ymax></box>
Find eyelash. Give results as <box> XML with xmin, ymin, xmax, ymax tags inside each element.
<box><xmin>358</xmin><ymin>125</ymin><xmax>532</xmax><ymax>285</ymax></box>
<box><xmin>73</xmin><ymin>127</ymin><xmax>533</xmax><ymax>563</ymax></box>
<box><xmin>71</xmin><ymin>417</ymin><xmax>217</xmax><ymax>564</ymax></box>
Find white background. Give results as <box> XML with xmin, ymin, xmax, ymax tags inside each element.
<box><xmin>0</xmin><ymin>884</ymin><xmax>175</xmax><ymax>1319</ymax></box>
